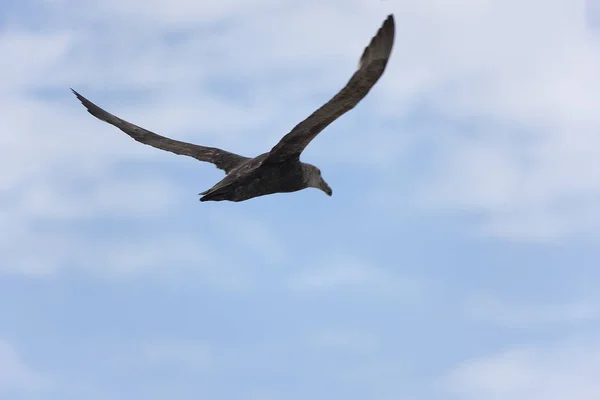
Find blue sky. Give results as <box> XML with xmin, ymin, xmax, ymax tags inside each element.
<box><xmin>2</xmin><ymin>0</ymin><xmax>600</xmax><ymax>399</ymax></box>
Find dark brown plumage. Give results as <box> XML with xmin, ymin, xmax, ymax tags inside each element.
<box><xmin>72</xmin><ymin>14</ymin><xmax>395</xmax><ymax>202</ymax></box>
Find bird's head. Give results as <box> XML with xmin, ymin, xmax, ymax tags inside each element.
<box><xmin>304</xmin><ymin>164</ymin><xmax>332</xmax><ymax>197</ymax></box>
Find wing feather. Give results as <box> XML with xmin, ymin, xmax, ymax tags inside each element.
<box><xmin>264</xmin><ymin>14</ymin><xmax>395</xmax><ymax>163</ymax></box>
<box><xmin>71</xmin><ymin>89</ymin><xmax>249</xmax><ymax>174</ymax></box>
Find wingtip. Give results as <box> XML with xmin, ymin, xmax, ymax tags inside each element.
<box><xmin>357</xmin><ymin>13</ymin><xmax>396</xmax><ymax>69</ymax></box>
<box><xmin>70</xmin><ymin>87</ymin><xmax>83</xmax><ymax>101</ymax></box>
<box><xmin>70</xmin><ymin>88</ymin><xmax>101</xmax><ymax>118</ymax></box>
<box><xmin>384</xmin><ymin>14</ymin><xmax>395</xmax><ymax>31</ymax></box>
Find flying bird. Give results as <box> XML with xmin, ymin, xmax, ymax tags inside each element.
<box><xmin>72</xmin><ymin>14</ymin><xmax>395</xmax><ymax>202</ymax></box>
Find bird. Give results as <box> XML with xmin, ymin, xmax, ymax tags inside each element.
<box><xmin>72</xmin><ymin>14</ymin><xmax>395</xmax><ymax>202</ymax></box>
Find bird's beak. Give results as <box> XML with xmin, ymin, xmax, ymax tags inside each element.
<box><xmin>319</xmin><ymin>178</ymin><xmax>333</xmax><ymax>196</ymax></box>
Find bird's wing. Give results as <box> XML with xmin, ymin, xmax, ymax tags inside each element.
<box><xmin>264</xmin><ymin>14</ymin><xmax>395</xmax><ymax>163</ymax></box>
<box><xmin>71</xmin><ymin>89</ymin><xmax>249</xmax><ymax>174</ymax></box>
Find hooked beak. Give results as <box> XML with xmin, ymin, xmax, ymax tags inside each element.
<box><xmin>319</xmin><ymin>178</ymin><xmax>333</xmax><ymax>196</ymax></box>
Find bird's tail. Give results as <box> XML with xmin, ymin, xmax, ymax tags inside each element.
<box><xmin>198</xmin><ymin>187</ymin><xmax>229</xmax><ymax>202</ymax></box>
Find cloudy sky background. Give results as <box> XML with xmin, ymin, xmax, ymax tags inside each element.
<box><xmin>2</xmin><ymin>0</ymin><xmax>600</xmax><ymax>398</ymax></box>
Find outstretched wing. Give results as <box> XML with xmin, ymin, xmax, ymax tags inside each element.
<box><xmin>71</xmin><ymin>89</ymin><xmax>249</xmax><ymax>174</ymax></box>
<box><xmin>264</xmin><ymin>14</ymin><xmax>395</xmax><ymax>163</ymax></box>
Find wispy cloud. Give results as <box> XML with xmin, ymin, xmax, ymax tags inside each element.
<box><xmin>373</xmin><ymin>0</ymin><xmax>600</xmax><ymax>241</ymax></box>
<box><xmin>0</xmin><ymin>339</ymin><xmax>54</xmax><ymax>395</ymax></box>
<box><xmin>308</xmin><ymin>328</ymin><xmax>380</xmax><ymax>354</ymax></box>
<box><xmin>440</xmin><ymin>337</ymin><xmax>600</xmax><ymax>400</ymax></box>
<box><xmin>464</xmin><ymin>294</ymin><xmax>598</xmax><ymax>327</ymax></box>
<box><xmin>7</xmin><ymin>0</ymin><xmax>600</xmax><ymax>242</ymax></box>
<box><xmin>140</xmin><ymin>340</ymin><xmax>212</xmax><ymax>370</ymax></box>
<box><xmin>289</xmin><ymin>257</ymin><xmax>421</xmax><ymax>299</ymax></box>
<box><xmin>2</xmin><ymin>0</ymin><xmax>600</xmax><ymax>399</ymax></box>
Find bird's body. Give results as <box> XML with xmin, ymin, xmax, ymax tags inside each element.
<box><xmin>198</xmin><ymin>153</ymin><xmax>311</xmax><ymax>202</ymax></box>
<box><xmin>72</xmin><ymin>14</ymin><xmax>395</xmax><ymax>203</ymax></box>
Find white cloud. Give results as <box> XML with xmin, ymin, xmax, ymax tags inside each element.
<box><xmin>440</xmin><ymin>337</ymin><xmax>600</xmax><ymax>400</ymax></box>
<box><xmin>140</xmin><ymin>340</ymin><xmax>212</xmax><ymax>370</ymax></box>
<box><xmin>3</xmin><ymin>1</ymin><xmax>600</xmax><ymax>398</ymax></box>
<box><xmin>0</xmin><ymin>339</ymin><xmax>53</xmax><ymax>394</ymax></box>
<box><xmin>0</xmin><ymin>30</ymin><xmax>281</xmax><ymax>283</ymax></box>
<box><xmin>406</xmin><ymin>124</ymin><xmax>600</xmax><ymax>241</ymax></box>
<box><xmin>0</xmin><ymin>221</ymin><xmax>252</xmax><ymax>289</ymax></box>
<box><xmin>0</xmin><ymin>30</ymin><xmax>72</xmax><ymax>92</ymax></box>
<box><xmin>92</xmin><ymin>0</ymin><xmax>288</xmax><ymax>26</ymax></box>
<box><xmin>3</xmin><ymin>0</ymin><xmax>600</xmax><ymax>292</ymax></box>
<box><xmin>374</xmin><ymin>0</ymin><xmax>600</xmax><ymax>241</ymax></box>
<box><xmin>289</xmin><ymin>257</ymin><xmax>421</xmax><ymax>299</ymax></box>
<box><xmin>464</xmin><ymin>294</ymin><xmax>598</xmax><ymax>327</ymax></box>
<box><xmin>207</xmin><ymin>210</ymin><xmax>288</xmax><ymax>265</ymax></box>
<box><xmin>308</xmin><ymin>328</ymin><xmax>380</xmax><ymax>354</ymax></box>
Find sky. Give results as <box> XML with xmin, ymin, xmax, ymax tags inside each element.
<box><xmin>2</xmin><ymin>0</ymin><xmax>600</xmax><ymax>399</ymax></box>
